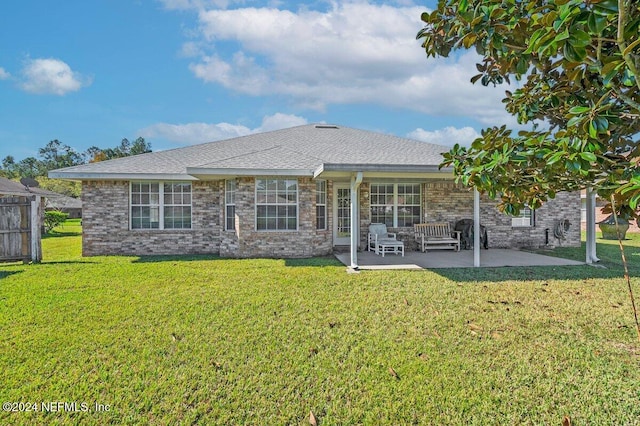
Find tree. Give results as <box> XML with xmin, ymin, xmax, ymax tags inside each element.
<box><xmin>417</xmin><ymin>0</ymin><xmax>640</xmax><ymax>339</ymax></box>
<box><xmin>417</xmin><ymin>0</ymin><xmax>640</xmax><ymax>221</ymax></box>
<box><xmin>87</xmin><ymin>137</ymin><xmax>151</xmax><ymax>163</ymax></box>
<box><xmin>37</xmin><ymin>176</ymin><xmax>81</xmax><ymax>198</ymax></box>
<box><xmin>0</xmin><ymin>155</ymin><xmax>42</xmax><ymax>179</ymax></box>
<box><xmin>13</xmin><ymin>157</ymin><xmax>45</xmax><ymax>179</ymax></box>
<box><xmin>0</xmin><ymin>156</ymin><xmax>16</xmax><ymax>178</ymax></box>
<box><xmin>128</xmin><ymin>137</ymin><xmax>152</xmax><ymax>156</ymax></box>
<box><xmin>39</xmin><ymin>140</ymin><xmax>84</xmax><ymax>170</ymax></box>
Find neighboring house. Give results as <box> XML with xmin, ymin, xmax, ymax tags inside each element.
<box><xmin>49</xmin><ymin>124</ymin><xmax>581</xmax><ymax>259</ymax></box>
<box><xmin>44</xmin><ymin>193</ymin><xmax>82</xmax><ymax>218</ymax></box>
<box><xmin>0</xmin><ymin>177</ymin><xmax>33</xmax><ymax>197</ymax></box>
<box><xmin>0</xmin><ymin>178</ymin><xmax>82</xmax><ymax>218</ymax></box>
<box><xmin>580</xmin><ymin>190</ymin><xmax>640</xmax><ymax>233</ymax></box>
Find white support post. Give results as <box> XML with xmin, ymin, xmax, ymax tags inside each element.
<box><xmin>585</xmin><ymin>188</ymin><xmax>599</xmax><ymax>264</ymax></box>
<box><xmin>473</xmin><ymin>188</ymin><xmax>480</xmax><ymax>267</ymax></box>
<box><xmin>350</xmin><ymin>172</ymin><xmax>363</xmax><ymax>269</ymax></box>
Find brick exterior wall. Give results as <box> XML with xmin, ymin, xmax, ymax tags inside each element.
<box><xmin>419</xmin><ymin>181</ymin><xmax>581</xmax><ymax>249</ymax></box>
<box><xmin>81</xmin><ymin>178</ymin><xmax>581</xmax><ymax>258</ymax></box>
<box><xmin>359</xmin><ymin>180</ymin><xmax>581</xmax><ymax>250</ymax></box>
<box><xmin>219</xmin><ymin>177</ymin><xmax>333</xmax><ymax>258</ymax></box>
<box><xmin>81</xmin><ymin>180</ymin><xmax>221</xmax><ymax>256</ymax></box>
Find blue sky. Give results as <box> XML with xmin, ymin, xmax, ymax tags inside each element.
<box><xmin>0</xmin><ymin>0</ymin><xmax>514</xmax><ymax>161</ymax></box>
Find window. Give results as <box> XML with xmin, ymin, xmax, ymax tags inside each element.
<box><xmin>131</xmin><ymin>182</ymin><xmax>160</xmax><ymax>229</ymax></box>
<box><xmin>163</xmin><ymin>183</ymin><xmax>192</xmax><ymax>229</ymax></box>
<box><xmin>225</xmin><ymin>180</ymin><xmax>236</xmax><ymax>231</ymax></box>
<box><xmin>256</xmin><ymin>178</ymin><xmax>298</xmax><ymax>230</ymax></box>
<box><xmin>316</xmin><ymin>180</ymin><xmax>327</xmax><ymax>230</ymax></box>
<box><xmin>396</xmin><ymin>184</ymin><xmax>421</xmax><ymax>227</ymax></box>
<box><xmin>511</xmin><ymin>206</ymin><xmax>534</xmax><ymax>227</ymax></box>
<box><xmin>130</xmin><ymin>182</ymin><xmax>191</xmax><ymax>230</ymax></box>
<box><xmin>370</xmin><ymin>183</ymin><xmax>421</xmax><ymax>227</ymax></box>
<box><xmin>370</xmin><ymin>184</ymin><xmax>394</xmax><ymax>226</ymax></box>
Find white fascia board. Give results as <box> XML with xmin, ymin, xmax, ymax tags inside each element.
<box><xmin>314</xmin><ymin>163</ymin><xmax>454</xmax><ymax>179</ymax></box>
<box><xmin>186</xmin><ymin>167</ymin><xmax>315</xmax><ymax>177</ymax></box>
<box><xmin>48</xmin><ymin>171</ymin><xmax>199</xmax><ymax>181</ymax></box>
<box><xmin>317</xmin><ymin>171</ymin><xmax>456</xmax><ymax>180</ymax></box>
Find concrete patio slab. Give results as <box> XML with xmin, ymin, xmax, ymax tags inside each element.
<box><xmin>335</xmin><ymin>249</ymin><xmax>584</xmax><ymax>270</ymax></box>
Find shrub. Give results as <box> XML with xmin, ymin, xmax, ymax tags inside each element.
<box><xmin>44</xmin><ymin>210</ymin><xmax>69</xmax><ymax>233</ymax></box>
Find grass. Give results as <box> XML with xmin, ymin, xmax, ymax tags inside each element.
<box><xmin>0</xmin><ymin>221</ymin><xmax>639</xmax><ymax>425</ymax></box>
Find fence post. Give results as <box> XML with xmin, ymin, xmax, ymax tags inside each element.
<box><xmin>30</xmin><ymin>195</ymin><xmax>42</xmax><ymax>262</ymax></box>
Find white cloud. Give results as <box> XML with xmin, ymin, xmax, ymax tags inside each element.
<box><xmin>258</xmin><ymin>112</ymin><xmax>308</xmax><ymax>132</ymax></box>
<box><xmin>20</xmin><ymin>58</ymin><xmax>91</xmax><ymax>95</ymax></box>
<box><xmin>139</xmin><ymin>113</ymin><xmax>308</xmax><ymax>144</ymax></box>
<box><xmin>179</xmin><ymin>41</ymin><xmax>203</xmax><ymax>58</ymax></box>
<box><xmin>182</xmin><ymin>2</ymin><xmax>512</xmax><ymax>124</ymax></box>
<box><xmin>408</xmin><ymin>126</ymin><xmax>480</xmax><ymax>147</ymax></box>
<box><xmin>0</xmin><ymin>67</ymin><xmax>10</xmax><ymax>80</ymax></box>
<box><xmin>139</xmin><ymin>122</ymin><xmax>251</xmax><ymax>144</ymax></box>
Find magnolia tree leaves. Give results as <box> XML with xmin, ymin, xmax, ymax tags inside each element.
<box><xmin>417</xmin><ymin>0</ymin><xmax>640</xmax><ymax>218</ymax></box>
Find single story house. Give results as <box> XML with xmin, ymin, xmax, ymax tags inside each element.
<box><xmin>0</xmin><ymin>176</ymin><xmax>43</xmax><ymax>197</ymax></box>
<box><xmin>49</xmin><ymin>124</ymin><xmax>581</xmax><ymax>265</ymax></box>
<box><xmin>44</xmin><ymin>192</ymin><xmax>82</xmax><ymax>219</ymax></box>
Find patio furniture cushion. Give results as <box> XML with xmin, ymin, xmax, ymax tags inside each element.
<box><xmin>368</xmin><ymin>223</ymin><xmax>404</xmax><ymax>256</ymax></box>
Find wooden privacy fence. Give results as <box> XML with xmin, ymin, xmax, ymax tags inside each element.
<box><xmin>0</xmin><ymin>196</ymin><xmax>42</xmax><ymax>263</ymax></box>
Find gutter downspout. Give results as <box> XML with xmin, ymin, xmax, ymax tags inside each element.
<box><xmin>350</xmin><ymin>172</ymin><xmax>363</xmax><ymax>269</ymax></box>
<box><xmin>585</xmin><ymin>188</ymin><xmax>599</xmax><ymax>264</ymax></box>
<box><xmin>473</xmin><ymin>188</ymin><xmax>480</xmax><ymax>267</ymax></box>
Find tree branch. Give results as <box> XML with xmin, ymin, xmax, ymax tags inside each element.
<box><xmin>618</xmin><ymin>0</ymin><xmax>640</xmax><ymax>93</ymax></box>
<box><xmin>612</xmin><ymin>87</ymin><xmax>640</xmax><ymax>112</ymax></box>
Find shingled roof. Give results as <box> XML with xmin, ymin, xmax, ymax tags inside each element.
<box><xmin>50</xmin><ymin>124</ymin><xmax>453</xmax><ymax>180</ymax></box>
<box><xmin>0</xmin><ymin>177</ymin><xmax>31</xmax><ymax>195</ymax></box>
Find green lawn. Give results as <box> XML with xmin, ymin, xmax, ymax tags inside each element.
<box><xmin>1</xmin><ymin>221</ymin><xmax>639</xmax><ymax>425</ymax></box>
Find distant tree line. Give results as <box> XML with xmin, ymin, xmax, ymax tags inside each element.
<box><xmin>0</xmin><ymin>137</ymin><xmax>151</xmax><ymax>197</ymax></box>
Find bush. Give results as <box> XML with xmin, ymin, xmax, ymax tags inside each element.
<box><xmin>44</xmin><ymin>210</ymin><xmax>69</xmax><ymax>233</ymax></box>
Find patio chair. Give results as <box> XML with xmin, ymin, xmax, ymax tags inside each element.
<box><xmin>367</xmin><ymin>223</ymin><xmax>404</xmax><ymax>257</ymax></box>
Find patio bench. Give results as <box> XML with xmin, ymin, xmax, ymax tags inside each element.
<box><xmin>414</xmin><ymin>222</ymin><xmax>461</xmax><ymax>252</ymax></box>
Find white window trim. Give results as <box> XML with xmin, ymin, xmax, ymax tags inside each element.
<box><xmin>370</xmin><ymin>183</ymin><xmax>421</xmax><ymax>228</ymax></box>
<box><xmin>129</xmin><ymin>181</ymin><xmax>192</xmax><ymax>230</ymax></box>
<box><xmin>254</xmin><ymin>178</ymin><xmax>299</xmax><ymax>231</ymax></box>
<box><xmin>316</xmin><ymin>180</ymin><xmax>327</xmax><ymax>231</ymax></box>
<box><xmin>511</xmin><ymin>206</ymin><xmax>534</xmax><ymax>227</ymax></box>
<box><xmin>225</xmin><ymin>179</ymin><xmax>236</xmax><ymax>231</ymax></box>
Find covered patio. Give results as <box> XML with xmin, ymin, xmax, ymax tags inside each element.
<box><xmin>335</xmin><ymin>172</ymin><xmax>596</xmax><ymax>269</ymax></box>
<box><xmin>335</xmin><ymin>248</ymin><xmax>584</xmax><ymax>270</ymax></box>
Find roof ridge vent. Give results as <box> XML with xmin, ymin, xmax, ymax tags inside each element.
<box><xmin>315</xmin><ymin>124</ymin><xmax>339</xmax><ymax>129</ymax></box>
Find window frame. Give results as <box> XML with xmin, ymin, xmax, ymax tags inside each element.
<box><xmin>129</xmin><ymin>181</ymin><xmax>192</xmax><ymax>230</ymax></box>
<box><xmin>316</xmin><ymin>180</ymin><xmax>327</xmax><ymax>230</ymax></box>
<box><xmin>225</xmin><ymin>179</ymin><xmax>236</xmax><ymax>231</ymax></box>
<box><xmin>369</xmin><ymin>183</ymin><xmax>421</xmax><ymax>228</ymax></box>
<box><xmin>255</xmin><ymin>178</ymin><xmax>299</xmax><ymax>231</ymax></box>
<box><xmin>511</xmin><ymin>206</ymin><xmax>535</xmax><ymax>227</ymax></box>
